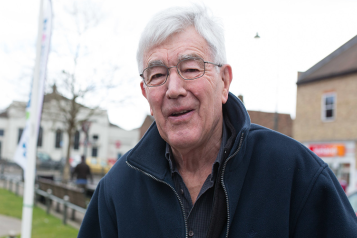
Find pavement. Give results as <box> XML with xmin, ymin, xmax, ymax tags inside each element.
<box><xmin>0</xmin><ymin>214</ymin><xmax>21</xmax><ymax>237</ymax></box>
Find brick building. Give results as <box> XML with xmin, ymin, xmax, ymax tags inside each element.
<box><xmin>247</xmin><ymin>110</ymin><xmax>292</xmax><ymax>137</ymax></box>
<box><xmin>293</xmin><ymin>35</ymin><xmax>357</xmax><ymax>192</ymax></box>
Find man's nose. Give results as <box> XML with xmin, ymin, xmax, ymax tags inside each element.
<box><xmin>165</xmin><ymin>67</ymin><xmax>187</xmax><ymax>99</ymax></box>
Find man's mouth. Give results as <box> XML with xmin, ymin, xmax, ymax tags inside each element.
<box><xmin>171</xmin><ymin>110</ymin><xmax>192</xmax><ymax>117</ymax></box>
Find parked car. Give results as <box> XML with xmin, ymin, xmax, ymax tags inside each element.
<box><xmin>86</xmin><ymin>157</ymin><xmax>110</xmax><ymax>174</ymax></box>
<box><xmin>36</xmin><ymin>152</ymin><xmax>61</xmax><ymax>170</ymax></box>
<box><xmin>347</xmin><ymin>191</ymin><xmax>357</xmax><ymax>216</ymax></box>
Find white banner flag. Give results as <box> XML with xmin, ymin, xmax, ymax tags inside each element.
<box><xmin>14</xmin><ymin>0</ymin><xmax>52</xmax><ymax>178</ymax></box>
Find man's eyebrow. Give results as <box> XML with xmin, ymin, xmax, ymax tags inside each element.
<box><xmin>147</xmin><ymin>60</ymin><xmax>165</xmax><ymax>68</ymax></box>
<box><xmin>178</xmin><ymin>53</ymin><xmax>202</xmax><ymax>61</ymax></box>
<box><xmin>146</xmin><ymin>54</ymin><xmax>202</xmax><ymax>68</ymax></box>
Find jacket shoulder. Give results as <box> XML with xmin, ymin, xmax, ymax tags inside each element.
<box><xmin>247</xmin><ymin>123</ymin><xmax>324</xmax><ymax>167</ymax></box>
<box><xmin>101</xmin><ymin>150</ymin><xmax>134</xmax><ymax>186</ymax></box>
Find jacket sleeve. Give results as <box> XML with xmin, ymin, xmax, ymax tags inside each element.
<box><xmin>77</xmin><ymin>180</ymin><xmax>118</xmax><ymax>238</ymax></box>
<box><xmin>292</xmin><ymin>166</ymin><xmax>357</xmax><ymax>237</ymax></box>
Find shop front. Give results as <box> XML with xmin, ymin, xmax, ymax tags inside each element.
<box><xmin>303</xmin><ymin>141</ymin><xmax>356</xmax><ymax>193</ymax></box>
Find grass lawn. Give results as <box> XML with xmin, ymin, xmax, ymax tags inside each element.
<box><xmin>0</xmin><ymin>188</ymin><xmax>79</xmax><ymax>238</ymax></box>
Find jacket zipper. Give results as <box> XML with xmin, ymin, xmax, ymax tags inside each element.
<box><xmin>221</xmin><ymin>133</ymin><xmax>245</xmax><ymax>238</ymax></box>
<box><xmin>126</xmin><ymin>161</ymin><xmax>188</xmax><ymax>238</ymax></box>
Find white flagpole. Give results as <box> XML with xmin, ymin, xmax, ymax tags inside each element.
<box><xmin>21</xmin><ymin>0</ymin><xmax>44</xmax><ymax>237</ymax></box>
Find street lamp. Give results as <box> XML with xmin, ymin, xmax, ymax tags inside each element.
<box><xmin>81</xmin><ymin>121</ymin><xmax>92</xmax><ymax>157</ymax></box>
<box><xmin>254</xmin><ymin>32</ymin><xmax>279</xmax><ymax>132</ymax></box>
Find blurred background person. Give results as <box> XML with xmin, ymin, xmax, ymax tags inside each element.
<box><xmin>71</xmin><ymin>155</ymin><xmax>93</xmax><ymax>190</ymax></box>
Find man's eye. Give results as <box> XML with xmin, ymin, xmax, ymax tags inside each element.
<box><xmin>184</xmin><ymin>68</ymin><xmax>199</xmax><ymax>73</ymax></box>
<box><xmin>148</xmin><ymin>73</ymin><xmax>166</xmax><ymax>84</ymax></box>
<box><xmin>151</xmin><ymin>73</ymin><xmax>166</xmax><ymax>79</ymax></box>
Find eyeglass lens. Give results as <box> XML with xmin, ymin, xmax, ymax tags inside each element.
<box><xmin>143</xmin><ymin>58</ymin><xmax>205</xmax><ymax>86</ymax></box>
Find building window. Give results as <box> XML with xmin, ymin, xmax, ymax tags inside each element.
<box><xmin>18</xmin><ymin>128</ymin><xmax>23</xmax><ymax>143</ymax></box>
<box><xmin>73</xmin><ymin>130</ymin><xmax>80</xmax><ymax>150</ymax></box>
<box><xmin>37</xmin><ymin>127</ymin><xmax>43</xmax><ymax>147</ymax></box>
<box><xmin>0</xmin><ymin>129</ymin><xmax>4</xmax><ymax>136</ymax></box>
<box><xmin>92</xmin><ymin>135</ymin><xmax>99</xmax><ymax>152</ymax></box>
<box><xmin>55</xmin><ymin>129</ymin><xmax>62</xmax><ymax>148</ymax></box>
<box><xmin>322</xmin><ymin>93</ymin><xmax>336</xmax><ymax>121</ymax></box>
<box><xmin>92</xmin><ymin>147</ymin><xmax>98</xmax><ymax>157</ymax></box>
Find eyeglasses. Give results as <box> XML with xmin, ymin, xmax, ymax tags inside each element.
<box><xmin>140</xmin><ymin>57</ymin><xmax>222</xmax><ymax>87</ymax></box>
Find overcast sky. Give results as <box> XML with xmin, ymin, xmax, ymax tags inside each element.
<box><xmin>1</xmin><ymin>0</ymin><xmax>357</xmax><ymax>130</ymax></box>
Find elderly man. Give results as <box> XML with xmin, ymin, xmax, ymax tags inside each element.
<box><xmin>78</xmin><ymin>5</ymin><xmax>357</xmax><ymax>238</ymax></box>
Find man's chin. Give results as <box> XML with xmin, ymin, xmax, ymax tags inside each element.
<box><xmin>166</xmin><ymin>134</ymin><xmax>201</xmax><ymax>151</ymax></box>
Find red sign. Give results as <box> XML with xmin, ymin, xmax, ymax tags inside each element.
<box><xmin>115</xmin><ymin>140</ymin><xmax>121</xmax><ymax>149</ymax></box>
<box><xmin>108</xmin><ymin>158</ymin><xmax>116</xmax><ymax>167</ymax></box>
<box><xmin>309</xmin><ymin>144</ymin><xmax>345</xmax><ymax>157</ymax></box>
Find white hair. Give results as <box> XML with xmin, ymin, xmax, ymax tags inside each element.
<box><xmin>136</xmin><ymin>4</ymin><xmax>227</xmax><ymax>73</ymax></box>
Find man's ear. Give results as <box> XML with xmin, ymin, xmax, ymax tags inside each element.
<box><xmin>221</xmin><ymin>64</ymin><xmax>233</xmax><ymax>104</ymax></box>
<box><xmin>140</xmin><ymin>81</ymin><xmax>147</xmax><ymax>99</ymax></box>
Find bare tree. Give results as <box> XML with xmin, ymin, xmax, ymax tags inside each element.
<box><xmin>42</xmin><ymin>84</ymin><xmax>107</xmax><ymax>182</ymax></box>
<box><xmin>43</xmin><ymin>0</ymin><xmax>129</xmax><ymax>182</ymax></box>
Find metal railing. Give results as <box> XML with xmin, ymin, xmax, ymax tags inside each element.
<box><xmin>0</xmin><ymin>176</ymin><xmax>87</xmax><ymax>225</ymax></box>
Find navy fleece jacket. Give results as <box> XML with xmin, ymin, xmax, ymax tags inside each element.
<box><xmin>78</xmin><ymin>93</ymin><xmax>357</xmax><ymax>238</ymax></box>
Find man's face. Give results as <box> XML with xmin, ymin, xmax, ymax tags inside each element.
<box><xmin>140</xmin><ymin>26</ymin><xmax>232</xmax><ymax>151</ymax></box>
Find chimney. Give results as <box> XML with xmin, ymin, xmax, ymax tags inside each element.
<box><xmin>52</xmin><ymin>83</ymin><xmax>57</xmax><ymax>94</ymax></box>
<box><xmin>297</xmin><ymin>71</ymin><xmax>304</xmax><ymax>81</ymax></box>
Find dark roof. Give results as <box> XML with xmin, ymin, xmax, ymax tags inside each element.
<box><xmin>0</xmin><ymin>101</ymin><xmax>26</xmax><ymax>118</ymax></box>
<box><xmin>248</xmin><ymin>110</ymin><xmax>293</xmax><ymax>137</ymax></box>
<box><xmin>43</xmin><ymin>86</ymin><xmax>99</xmax><ymax>111</ymax></box>
<box><xmin>139</xmin><ymin>115</ymin><xmax>155</xmax><ymax>139</ymax></box>
<box><xmin>43</xmin><ymin>91</ymin><xmax>68</xmax><ymax>103</ymax></box>
<box><xmin>297</xmin><ymin>35</ymin><xmax>357</xmax><ymax>85</ymax></box>
<box><xmin>0</xmin><ymin>110</ymin><xmax>8</xmax><ymax>118</ymax></box>
<box><xmin>43</xmin><ymin>84</ymin><xmax>67</xmax><ymax>102</ymax></box>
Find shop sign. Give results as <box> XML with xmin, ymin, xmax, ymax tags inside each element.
<box><xmin>115</xmin><ymin>140</ymin><xmax>121</xmax><ymax>149</ymax></box>
<box><xmin>108</xmin><ymin>158</ymin><xmax>117</xmax><ymax>166</ymax></box>
<box><xmin>309</xmin><ymin>144</ymin><xmax>345</xmax><ymax>157</ymax></box>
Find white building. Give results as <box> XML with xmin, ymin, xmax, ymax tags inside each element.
<box><xmin>0</xmin><ymin>87</ymin><xmax>139</xmax><ymax>165</ymax></box>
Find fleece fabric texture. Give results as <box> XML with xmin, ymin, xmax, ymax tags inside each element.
<box><xmin>78</xmin><ymin>93</ymin><xmax>357</xmax><ymax>238</ymax></box>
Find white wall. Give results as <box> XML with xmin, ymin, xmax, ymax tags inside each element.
<box><xmin>1</xmin><ymin>99</ymin><xmax>140</xmax><ymax>163</ymax></box>
<box><xmin>0</xmin><ymin>117</ymin><xmax>8</xmax><ymax>159</ymax></box>
<box><xmin>1</xmin><ymin>102</ymin><xmax>26</xmax><ymax>160</ymax></box>
<box><xmin>108</xmin><ymin>126</ymin><xmax>140</xmax><ymax>160</ymax></box>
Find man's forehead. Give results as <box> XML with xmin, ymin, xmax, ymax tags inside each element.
<box><xmin>143</xmin><ymin>27</ymin><xmax>211</xmax><ymax>67</ymax></box>
<box><xmin>146</xmin><ymin>53</ymin><xmax>203</xmax><ymax>67</ymax></box>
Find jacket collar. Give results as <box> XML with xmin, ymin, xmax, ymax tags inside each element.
<box><xmin>126</xmin><ymin>92</ymin><xmax>251</xmax><ymax>181</ymax></box>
